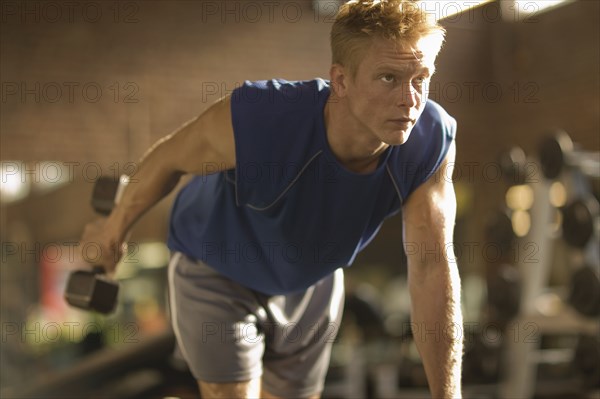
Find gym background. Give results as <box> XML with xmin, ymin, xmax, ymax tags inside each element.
<box><xmin>1</xmin><ymin>1</ymin><xmax>598</xmax><ymax>398</ymax></box>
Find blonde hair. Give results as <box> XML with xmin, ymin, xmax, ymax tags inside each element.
<box><xmin>330</xmin><ymin>0</ymin><xmax>446</xmax><ymax>77</ymax></box>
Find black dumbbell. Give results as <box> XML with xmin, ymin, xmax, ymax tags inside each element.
<box><xmin>65</xmin><ymin>266</ymin><xmax>119</xmax><ymax>314</ymax></box>
<box><xmin>539</xmin><ymin>129</ymin><xmax>600</xmax><ymax>180</ymax></box>
<box><xmin>561</xmin><ymin>196</ymin><xmax>599</xmax><ymax>249</ymax></box>
<box><xmin>91</xmin><ymin>175</ymin><xmax>122</xmax><ymax>215</ymax></box>
<box><xmin>64</xmin><ymin>176</ymin><xmax>125</xmax><ymax>314</ymax></box>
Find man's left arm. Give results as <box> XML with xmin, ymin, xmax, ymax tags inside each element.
<box><xmin>402</xmin><ymin>141</ymin><xmax>463</xmax><ymax>398</ymax></box>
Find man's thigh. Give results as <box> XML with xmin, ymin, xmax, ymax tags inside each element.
<box><xmin>168</xmin><ymin>252</ymin><xmax>344</xmax><ymax>398</ymax></box>
<box><xmin>168</xmin><ymin>252</ymin><xmax>266</xmax><ymax>383</ymax></box>
<box><xmin>260</xmin><ymin>268</ymin><xmax>345</xmax><ymax>398</ymax></box>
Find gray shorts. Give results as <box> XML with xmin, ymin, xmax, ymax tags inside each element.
<box><xmin>167</xmin><ymin>252</ymin><xmax>345</xmax><ymax>398</ymax></box>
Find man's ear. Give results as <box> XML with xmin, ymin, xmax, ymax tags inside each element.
<box><xmin>329</xmin><ymin>63</ymin><xmax>349</xmax><ymax>98</ymax></box>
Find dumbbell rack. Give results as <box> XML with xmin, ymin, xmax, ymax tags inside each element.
<box><xmin>499</xmin><ymin>170</ymin><xmax>600</xmax><ymax>398</ymax></box>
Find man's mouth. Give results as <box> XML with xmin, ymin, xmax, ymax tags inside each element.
<box><xmin>389</xmin><ymin>117</ymin><xmax>414</xmax><ymax>124</ymax></box>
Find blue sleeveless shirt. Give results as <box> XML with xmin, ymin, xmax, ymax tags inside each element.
<box><xmin>167</xmin><ymin>78</ymin><xmax>456</xmax><ymax>295</ymax></box>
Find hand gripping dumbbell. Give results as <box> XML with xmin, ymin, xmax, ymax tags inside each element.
<box><xmin>538</xmin><ymin>129</ymin><xmax>600</xmax><ymax>180</ymax></box>
<box><xmin>64</xmin><ymin>175</ymin><xmax>128</xmax><ymax>314</ymax></box>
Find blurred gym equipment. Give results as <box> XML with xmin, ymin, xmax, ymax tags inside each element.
<box><xmin>568</xmin><ymin>264</ymin><xmax>600</xmax><ymax>317</ymax></box>
<box><xmin>486</xmin><ymin>263</ymin><xmax>521</xmax><ymax>325</ymax></box>
<box><xmin>572</xmin><ymin>334</ymin><xmax>600</xmax><ymax>390</ymax></box>
<box><xmin>499</xmin><ymin>146</ymin><xmax>528</xmax><ymax>185</ymax></box>
<box><xmin>561</xmin><ymin>196</ymin><xmax>599</xmax><ymax>249</ymax></box>
<box><xmin>499</xmin><ymin>133</ymin><xmax>600</xmax><ymax>399</ymax></box>
<box><xmin>539</xmin><ymin>129</ymin><xmax>600</xmax><ymax>180</ymax></box>
<box><xmin>4</xmin><ymin>330</ymin><xmax>191</xmax><ymax>398</ymax></box>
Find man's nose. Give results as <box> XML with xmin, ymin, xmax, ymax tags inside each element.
<box><xmin>396</xmin><ymin>82</ymin><xmax>419</xmax><ymax>108</ymax></box>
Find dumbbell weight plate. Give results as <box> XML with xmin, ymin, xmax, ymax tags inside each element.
<box><xmin>561</xmin><ymin>198</ymin><xmax>597</xmax><ymax>249</ymax></box>
<box><xmin>568</xmin><ymin>266</ymin><xmax>600</xmax><ymax>317</ymax></box>
<box><xmin>64</xmin><ymin>267</ymin><xmax>119</xmax><ymax>314</ymax></box>
<box><xmin>91</xmin><ymin>176</ymin><xmax>121</xmax><ymax>215</ymax></box>
<box><xmin>539</xmin><ymin>130</ymin><xmax>573</xmax><ymax>180</ymax></box>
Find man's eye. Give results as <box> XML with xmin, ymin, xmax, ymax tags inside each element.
<box><xmin>413</xmin><ymin>76</ymin><xmax>426</xmax><ymax>85</ymax></box>
<box><xmin>380</xmin><ymin>74</ymin><xmax>395</xmax><ymax>83</ymax></box>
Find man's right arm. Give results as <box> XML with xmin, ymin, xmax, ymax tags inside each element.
<box><xmin>82</xmin><ymin>95</ymin><xmax>236</xmax><ymax>273</ymax></box>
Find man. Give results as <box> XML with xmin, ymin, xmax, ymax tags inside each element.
<box><xmin>82</xmin><ymin>0</ymin><xmax>463</xmax><ymax>398</ymax></box>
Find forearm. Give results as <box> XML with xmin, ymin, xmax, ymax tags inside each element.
<box><xmin>409</xmin><ymin>259</ymin><xmax>463</xmax><ymax>399</ymax></box>
<box><xmin>79</xmin><ymin>148</ymin><xmax>183</xmax><ymax>273</ymax></box>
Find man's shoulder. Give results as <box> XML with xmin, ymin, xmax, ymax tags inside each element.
<box><xmin>230</xmin><ymin>77</ymin><xmax>330</xmax><ymax>130</ymax></box>
<box><xmin>423</xmin><ymin>99</ymin><xmax>456</xmax><ymax>124</ymax></box>
<box><xmin>234</xmin><ymin>78</ymin><xmax>330</xmax><ymax>99</ymax></box>
<box><xmin>419</xmin><ymin>99</ymin><xmax>457</xmax><ymax>139</ymax></box>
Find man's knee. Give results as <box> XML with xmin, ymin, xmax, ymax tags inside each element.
<box><xmin>198</xmin><ymin>378</ymin><xmax>261</xmax><ymax>399</ymax></box>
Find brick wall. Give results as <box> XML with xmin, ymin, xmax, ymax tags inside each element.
<box><xmin>1</xmin><ymin>0</ymin><xmax>598</xmax><ymax>269</ymax></box>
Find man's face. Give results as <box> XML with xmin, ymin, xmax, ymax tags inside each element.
<box><xmin>341</xmin><ymin>36</ymin><xmax>436</xmax><ymax>146</ymax></box>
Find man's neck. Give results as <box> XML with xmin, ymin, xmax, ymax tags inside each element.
<box><xmin>323</xmin><ymin>95</ymin><xmax>389</xmax><ymax>174</ymax></box>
